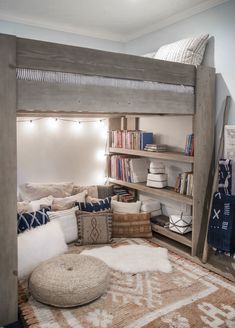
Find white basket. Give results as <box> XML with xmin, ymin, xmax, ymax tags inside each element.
<box><xmin>169</xmin><ymin>214</ymin><xmax>192</xmax><ymax>234</ymax></box>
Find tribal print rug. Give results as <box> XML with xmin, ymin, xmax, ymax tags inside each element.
<box><xmin>19</xmin><ymin>239</ymin><xmax>235</xmax><ymax>328</ymax></box>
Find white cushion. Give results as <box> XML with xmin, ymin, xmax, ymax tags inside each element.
<box><xmin>19</xmin><ymin>182</ymin><xmax>74</xmax><ymax>201</ymax></box>
<box><xmin>53</xmin><ymin>190</ymin><xmax>87</xmax><ymax>207</ymax></box>
<box><xmin>111</xmin><ymin>200</ymin><xmax>141</xmax><ymax>214</ymax></box>
<box><xmin>28</xmin><ymin>195</ymin><xmax>54</xmax><ymax>212</ymax></box>
<box><xmin>47</xmin><ymin>207</ymin><xmax>78</xmax><ymax>243</ymax></box>
<box><xmin>141</xmin><ymin>199</ymin><xmax>161</xmax><ymax>213</ymax></box>
<box><xmin>18</xmin><ymin>221</ymin><xmax>67</xmax><ymax>279</ymax></box>
<box><xmin>154</xmin><ymin>34</ymin><xmax>209</xmax><ymax>66</ymax></box>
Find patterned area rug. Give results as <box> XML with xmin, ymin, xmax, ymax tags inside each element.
<box><xmin>19</xmin><ymin>239</ymin><xmax>235</xmax><ymax>328</ymax></box>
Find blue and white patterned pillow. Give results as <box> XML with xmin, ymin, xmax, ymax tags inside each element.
<box><xmin>17</xmin><ymin>208</ymin><xmax>50</xmax><ymax>234</ymax></box>
<box><xmin>75</xmin><ymin>197</ymin><xmax>111</xmax><ymax>213</ymax></box>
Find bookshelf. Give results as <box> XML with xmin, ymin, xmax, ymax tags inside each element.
<box><xmin>108</xmin><ymin>92</ymin><xmax>215</xmax><ymax>258</ymax></box>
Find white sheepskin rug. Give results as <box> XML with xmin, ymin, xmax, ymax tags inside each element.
<box><xmin>81</xmin><ymin>245</ymin><xmax>172</xmax><ymax>273</ymax></box>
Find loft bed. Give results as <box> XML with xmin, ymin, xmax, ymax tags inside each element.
<box><xmin>0</xmin><ymin>33</ymin><xmax>215</xmax><ymax>325</ymax></box>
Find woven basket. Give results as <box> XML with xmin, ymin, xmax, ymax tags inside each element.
<box><xmin>29</xmin><ymin>254</ymin><xmax>110</xmax><ymax>307</ymax></box>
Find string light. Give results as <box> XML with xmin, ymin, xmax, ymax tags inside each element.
<box><xmin>17</xmin><ymin>117</ymin><xmax>106</xmax><ymax>125</ymax></box>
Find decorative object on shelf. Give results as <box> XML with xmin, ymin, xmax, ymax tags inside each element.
<box><xmin>184</xmin><ymin>133</ymin><xmax>194</xmax><ymax>156</ymax></box>
<box><xmin>141</xmin><ymin>199</ymin><xmax>162</xmax><ymax>218</ymax></box>
<box><xmin>169</xmin><ymin>213</ymin><xmax>192</xmax><ymax>234</ymax></box>
<box><xmin>149</xmin><ymin>161</ymin><xmax>165</xmax><ymax>174</ymax></box>
<box><xmin>111</xmin><ymin>130</ymin><xmax>153</xmax><ymax>150</ymax></box>
<box><xmin>144</xmin><ymin>144</ymin><xmax>168</xmax><ymax>152</ymax></box>
<box><xmin>147</xmin><ymin>173</ymin><xmax>168</xmax><ymax>189</ymax></box>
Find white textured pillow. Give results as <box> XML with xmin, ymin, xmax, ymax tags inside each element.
<box><xmin>111</xmin><ymin>200</ymin><xmax>141</xmax><ymax>214</ymax></box>
<box><xmin>53</xmin><ymin>190</ymin><xmax>87</xmax><ymax>207</ymax></box>
<box><xmin>47</xmin><ymin>207</ymin><xmax>78</xmax><ymax>243</ymax></box>
<box><xmin>19</xmin><ymin>182</ymin><xmax>74</xmax><ymax>201</ymax></box>
<box><xmin>141</xmin><ymin>199</ymin><xmax>161</xmax><ymax>213</ymax></box>
<box><xmin>28</xmin><ymin>195</ymin><xmax>54</xmax><ymax>212</ymax></box>
<box><xmin>154</xmin><ymin>34</ymin><xmax>209</xmax><ymax>65</ymax></box>
<box><xmin>18</xmin><ymin>220</ymin><xmax>67</xmax><ymax>279</ymax></box>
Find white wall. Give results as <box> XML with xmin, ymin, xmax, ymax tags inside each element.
<box><xmin>125</xmin><ymin>0</ymin><xmax>235</xmax><ymax>148</ymax></box>
<box><xmin>0</xmin><ymin>20</ymin><xmax>123</xmax><ymax>52</ymax></box>
<box><xmin>17</xmin><ymin>118</ymin><xmax>108</xmax><ymax>187</ymax></box>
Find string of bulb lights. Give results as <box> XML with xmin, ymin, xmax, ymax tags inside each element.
<box><xmin>17</xmin><ymin>117</ymin><xmax>106</xmax><ymax>124</ymax></box>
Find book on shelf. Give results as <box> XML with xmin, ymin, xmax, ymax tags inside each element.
<box><xmin>111</xmin><ymin>130</ymin><xmax>153</xmax><ymax>150</ymax></box>
<box><xmin>184</xmin><ymin>134</ymin><xmax>194</xmax><ymax>156</ymax></box>
<box><xmin>144</xmin><ymin>144</ymin><xmax>168</xmax><ymax>152</ymax></box>
<box><xmin>112</xmin><ymin>185</ymin><xmax>136</xmax><ymax>202</ymax></box>
<box><xmin>175</xmin><ymin>172</ymin><xmax>193</xmax><ymax>196</ymax></box>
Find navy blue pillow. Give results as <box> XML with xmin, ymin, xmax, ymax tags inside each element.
<box><xmin>75</xmin><ymin>197</ymin><xmax>111</xmax><ymax>212</ymax></box>
<box><xmin>17</xmin><ymin>208</ymin><xmax>50</xmax><ymax>234</ymax></box>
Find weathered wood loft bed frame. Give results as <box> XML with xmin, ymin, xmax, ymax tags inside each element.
<box><xmin>0</xmin><ymin>33</ymin><xmax>215</xmax><ymax>325</ymax></box>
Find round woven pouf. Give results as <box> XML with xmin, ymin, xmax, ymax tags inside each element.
<box><xmin>29</xmin><ymin>254</ymin><xmax>110</xmax><ymax>307</ymax></box>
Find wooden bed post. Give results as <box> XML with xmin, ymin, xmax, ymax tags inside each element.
<box><xmin>0</xmin><ymin>34</ymin><xmax>17</xmax><ymax>325</ymax></box>
<box><xmin>192</xmin><ymin>65</ymin><xmax>215</xmax><ymax>257</ymax></box>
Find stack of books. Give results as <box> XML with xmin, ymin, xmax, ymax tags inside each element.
<box><xmin>111</xmin><ymin>130</ymin><xmax>153</xmax><ymax>150</ymax></box>
<box><xmin>144</xmin><ymin>144</ymin><xmax>168</xmax><ymax>152</ymax></box>
<box><xmin>112</xmin><ymin>185</ymin><xmax>136</xmax><ymax>202</ymax></box>
<box><xmin>185</xmin><ymin>134</ymin><xmax>194</xmax><ymax>156</ymax></box>
<box><xmin>175</xmin><ymin>172</ymin><xmax>193</xmax><ymax>196</ymax></box>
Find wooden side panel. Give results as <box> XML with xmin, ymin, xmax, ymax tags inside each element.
<box><xmin>16</xmin><ymin>37</ymin><xmax>196</xmax><ymax>86</ymax></box>
<box><xmin>17</xmin><ymin>80</ymin><xmax>194</xmax><ymax>115</ymax></box>
<box><xmin>0</xmin><ymin>34</ymin><xmax>17</xmax><ymax>326</ymax></box>
<box><xmin>192</xmin><ymin>66</ymin><xmax>215</xmax><ymax>257</ymax></box>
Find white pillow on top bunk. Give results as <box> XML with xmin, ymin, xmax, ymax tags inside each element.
<box><xmin>153</xmin><ymin>34</ymin><xmax>209</xmax><ymax>66</ymax></box>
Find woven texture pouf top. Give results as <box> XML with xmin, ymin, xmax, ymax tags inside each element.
<box><xmin>29</xmin><ymin>254</ymin><xmax>110</xmax><ymax>307</ymax></box>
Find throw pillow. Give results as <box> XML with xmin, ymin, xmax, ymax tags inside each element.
<box><xmin>72</xmin><ymin>185</ymin><xmax>98</xmax><ymax>198</ymax></box>
<box><xmin>53</xmin><ymin>190</ymin><xmax>87</xmax><ymax>208</ymax></box>
<box><xmin>19</xmin><ymin>182</ymin><xmax>74</xmax><ymax>201</ymax></box>
<box><xmin>154</xmin><ymin>34</ymin><xmax>209</xmax><ymax>66</ymax></box>
<box><xmin>76</xmin><ymin>196</ymin><xmax>111</xmax><ymax>213</ymax></box>
<box><xmin>17</xmin><ymin>208</ymin><xmax>50</xmax><ymax>234</ymax></box>
<box><xmin>28</xmin><ymin>195</ymin><xmax>54</xmax><ymax>212</ymax></box>
<box><xmin>112</xmin><ymin>212</ymin><xmax>152</xmax><ymax>238</ymax></box>
<box><xmin>18</xmin><ymin>220</ymin><xmax>67</xmax><ymax>279</ymax></box>
<box><xmin>17</xmin><ymin>201</ymin><xmax>31</xmax><ymax>214</ymax></box>
<box><xmin>76</xmin><ymin>211</ymin><xmax>113</xmax><ymax>245</ymax></box>
<box><xmin>111</xmin><ymin>200</ymin><xmax>141</xmax><ymax>213</ymax></box>
<box><xmin>47</xmin><ymin>207</ymin><xmax>78</xmax><ymax>243</ymax></box>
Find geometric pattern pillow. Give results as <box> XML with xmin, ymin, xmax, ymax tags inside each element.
<box><xmin>75</xmin><ymin>197</ymin><xmax>111</xmax><ymax>213</ymax></box>
<box><xmin>17</xmin><ymin>208</ymin><xmax>50</xmax><ymax>234</ymax></box>
<box><xmin>75</xmin><ymin>211</ymin><xmax>113</xmax><ymax>245</ymax></box>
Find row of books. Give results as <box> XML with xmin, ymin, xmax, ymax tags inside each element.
<box><xmin>185</xmin><ymin>134</ymin><xmax>194</xmax><ymax>156</ymax></box>
<box><xmin>109</xmin><ymin>155</ymin><xmax>148</xmax><ymax>183</ymax></box>
<box><xmin>112</xmin><ymin>185</ymin><xmax>136</xmax><ymax>202</ymax></box>
<box><xmin>111</xmin><ymin>130</ymin><xmax>153</xmax><ymax>150</ymax></box>
<box><xmin>175</xmin><ymin>172</ymin><xmax>193</xmax><ymax>196</ymax></box>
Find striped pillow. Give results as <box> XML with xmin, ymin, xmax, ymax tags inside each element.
<box><xmin>112</xmin><ymin>212</ymin><xmax>152</xmax><ymax>238</ymax></box>
<box><xmin>154</xmin><ymin>34</ymin><xmax>209</xmax><ymax>66</ymax></box>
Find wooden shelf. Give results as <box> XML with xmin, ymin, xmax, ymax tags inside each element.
<box><xmin>109</xmin><ymin>147</ymin><xmax>194</xmax><ymax>164</ymax></box>
<box><xmin>151</xmin><ymin>222</ymin><xmax>192</xmax><ymax>248</ymax></box>
<box><xmin>152</xmin><ymin>234</ymin><xmax>192</xmax><ymax>257</ymax></box>
<box><xmin>109</xmin><ymin>178</ymin><xmax>193</xmax><ymax>205</ymax></box>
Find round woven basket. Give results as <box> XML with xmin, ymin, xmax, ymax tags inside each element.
<box><xmin>29</xmin><ymin>254</ymin><xmax>110</xmax><ymax>307</ymax></box>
